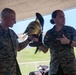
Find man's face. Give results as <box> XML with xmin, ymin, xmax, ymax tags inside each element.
<box><xmin>5</xmin><ymin>13</ymin><xmax>16</xmax><ymax>27</ymax></box>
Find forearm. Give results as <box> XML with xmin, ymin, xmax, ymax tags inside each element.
<box><xmin>57</xmin><ymin>35</ymin><xmax>76</xmax><ymax>47</ymax></box>
<box><xmin>38</xmin><ymin>45</ymin><xmax>48</xmax><ymax>53</ymax></box>
<box><xmin>17</xmin><ymin>38</ymin><xmax>31</xmax><ymax>51</ymax></box>
<box><xmin>66</xmin><ymin>39</ymin><xmax>76</xmax><ymax>47</ymax></box>
<box><xmin>70</xmin><ymin>40</ymin><xmax>76</xmax><ymax>47</ymax></box>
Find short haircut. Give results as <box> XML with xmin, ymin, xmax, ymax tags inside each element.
<box><xmin>1</xmin><ymin>8</ymin><xmax>15</xmax><ymax>18</ymax></box>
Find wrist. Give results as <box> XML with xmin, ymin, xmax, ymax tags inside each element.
<box><xmin>69</xmin><ymin>39</ymin><xmax>73</xmax><ymax>45</ymax></box>
<box><xmin>27</xmin><ymin>37</ymin><xmax>32</xmax><ymax>42</ymax></box>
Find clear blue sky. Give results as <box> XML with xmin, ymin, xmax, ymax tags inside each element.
<box><xmin>12</xmin><ymin>8</ymin><xmax>76</xmax><ymax>34</ymax></box>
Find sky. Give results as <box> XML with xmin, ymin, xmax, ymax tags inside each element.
<box><xmin>12</xmin><ymin>8</ymin><xmax>76</xmax><ymax>34</ymax></box>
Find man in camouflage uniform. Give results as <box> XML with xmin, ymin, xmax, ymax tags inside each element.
<box><xmin>0</xmin><ymin>8</ymin><xmax>32</xmax><ymax>75</ymax></box>
<box><xmin>34</xmin><ymin>10</ymin><xmax>76</xmax><ymax>75</ymax></box>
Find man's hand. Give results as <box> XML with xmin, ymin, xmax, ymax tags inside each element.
<box><xmin>28</xmin><ymin>35</ymin><xmax>39</xmax><ymax>42</ymax></box>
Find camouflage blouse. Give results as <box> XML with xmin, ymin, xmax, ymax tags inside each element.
<box><xmin>0</xmin><ymin>25</ymin><xmax>18</xmax><ymax>75</ymax></box>
<box><xmin>44</xmin><ymin>25</ymin><xmax>76</xmax><ymax>74</ymax></box>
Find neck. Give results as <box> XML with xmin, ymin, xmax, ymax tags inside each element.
<box><xmin>55</xmin><ymin>25</ymin><xmax>63</xmax><ymax>31</ymax></box>
<box><xmin>1</xmin><ymin>23</ymin><xmax>8</xmax><ymax>30</ymax></box>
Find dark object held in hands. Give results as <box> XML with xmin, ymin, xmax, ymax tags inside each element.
<box><xmin>23</xmin><ymin>12</ymin><xmax>44</xmax><ymax>54</ymax></box>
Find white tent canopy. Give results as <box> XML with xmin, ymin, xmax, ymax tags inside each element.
<box><xmin>0</xmin><ymin>0</ymin><xmax>76</xmax><ymax>21</ymax></box>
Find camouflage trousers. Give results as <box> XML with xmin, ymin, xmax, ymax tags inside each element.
<box><xmin>55</xmin><ymin>61</ymin><xmax>76</xmax><ymax>75</ymax></box>
<box><xmin>49</xmin><ymin>60</ymin><xmax>76</xmax><ymax>75</ymax></box>
<box><xmin>0</xmin><ymin>59</ymin><xmax>16</xmax><ymax>75</ymax></box>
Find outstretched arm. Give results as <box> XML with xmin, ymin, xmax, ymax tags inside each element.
<box><xmin>17</xmin><ymin>36</ymin><xmax>32</xmax><ymax>51</ymax></box>
<box><xmin>38</xmin><ymin>45</ymin><xmax>48</xmax><ymax>53</ymax></box>
<box><xmin>31</xmin><ymin>36</ymin><xmax>48</xmax><ymax>53</ymax></box>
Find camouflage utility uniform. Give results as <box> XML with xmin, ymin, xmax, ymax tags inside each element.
<box><xmin>0</xmin><ymin>25</ymin><xmax>18</xmax><ymax>75</ymax></box>
<box><xmin>44</xmin><ymin>25</ymin><xmax>76</xmax><ymax>75</ymax></box>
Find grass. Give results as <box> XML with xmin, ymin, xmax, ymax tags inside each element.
<box><xmin>17</xmin><ymin>47</ymin><xmax>50</xmax><ymax>75</ymax></box>
<box><xmin>17</xmin><ymin>47</ymin><xmax>76</xmax><ymax>75</ymax></box>
<box><xmin>17</xmin><ymin>47</ymin><xmax>50</xmax><ymax>63</ymax></box>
